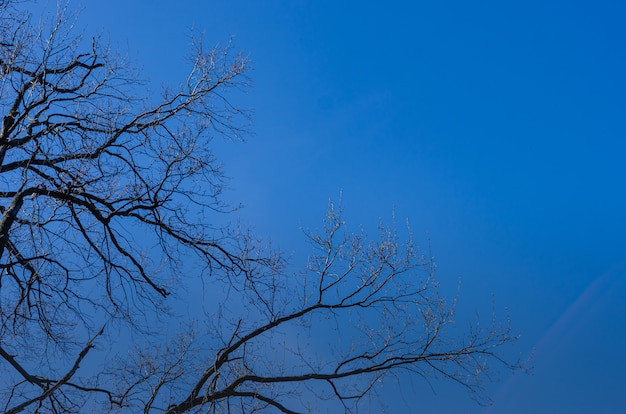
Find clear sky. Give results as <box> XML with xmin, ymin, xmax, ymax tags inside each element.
<box><xmin>68</xmin><ymin>1</ymin><xmax>626</xmax><ymax>412</ymax></box>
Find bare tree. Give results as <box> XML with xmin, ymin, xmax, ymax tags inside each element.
<box><xmin>0</xmin><ymin>1</ymin><xmax>521</xmax><ymax>413</ymax></box>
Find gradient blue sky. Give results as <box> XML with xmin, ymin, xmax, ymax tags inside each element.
<box><xmin>69</xmin><ymin>1</ymin><xmax>626</xmax><ymax>412</ymax></box>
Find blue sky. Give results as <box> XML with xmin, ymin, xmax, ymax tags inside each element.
<box><xmin>70</xmin><ymin>1</ymin><xmax>626</xmax><ymax>412</ymax></box>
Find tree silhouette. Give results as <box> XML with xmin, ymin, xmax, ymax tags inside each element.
<box><xmin>0</xmin><ymin>1</ymin><xmax>520</xmax><ymax>413</ymax></box>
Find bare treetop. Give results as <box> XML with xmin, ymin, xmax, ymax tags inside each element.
<box><xmin>0</xmin><ymin>1</ymin><xmax>521</xmax><ymax>413</ymax></box>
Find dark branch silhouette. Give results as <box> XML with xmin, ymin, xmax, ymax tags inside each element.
<box><xmin>0</xmin><ymin>1</ymin><xmax>521</xmax><ymax>413</ymax></box>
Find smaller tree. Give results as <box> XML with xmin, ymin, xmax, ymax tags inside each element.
<box><xmin>136</xmin><ymin>202</ymin><xmax>519</xmax><ymax>414</ymax></box>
